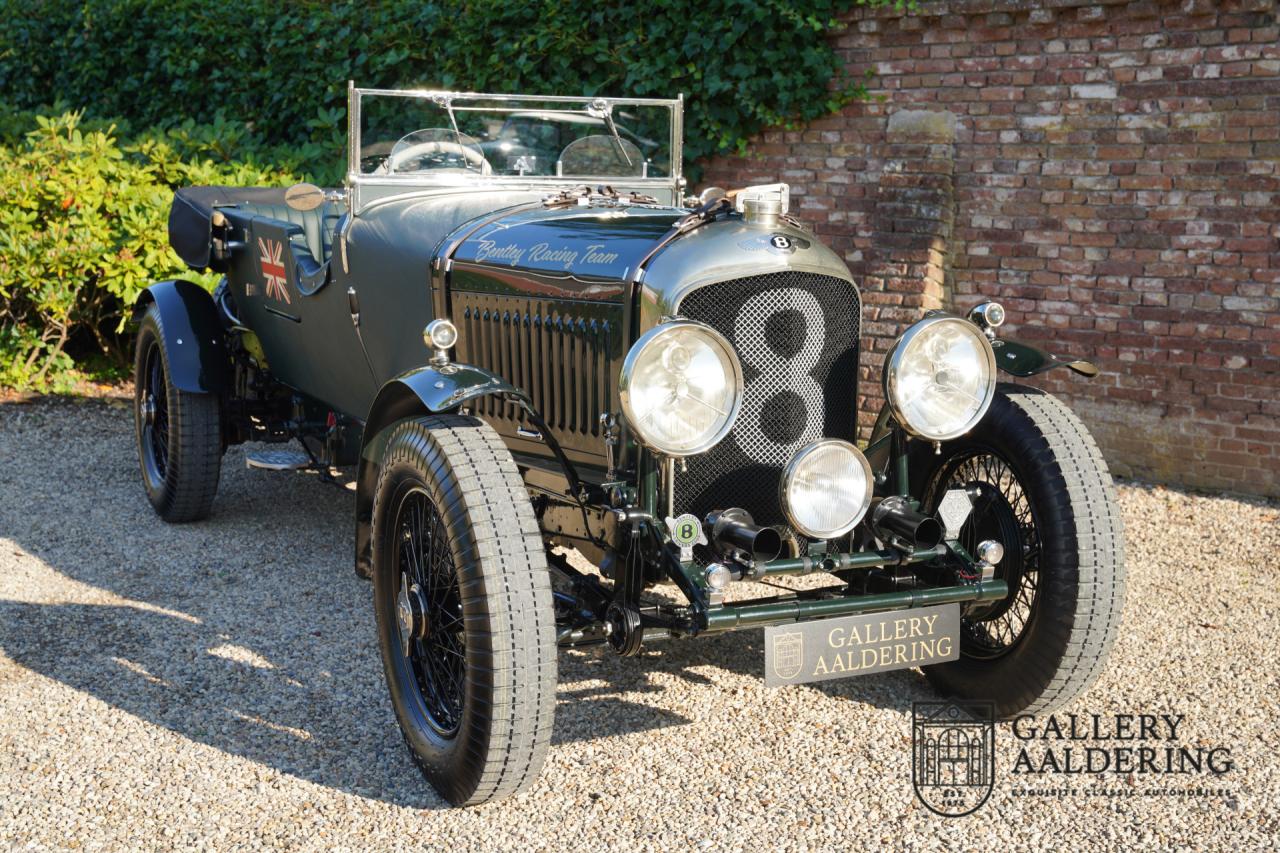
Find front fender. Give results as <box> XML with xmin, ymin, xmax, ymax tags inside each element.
<box><xmin>352</xmin><ymin>362</ymin><xmax>532</xmax><ymax>577</ymax></box>
<box><xmin>133</xmin><ymin>279</ymin><xmax>228</xmax><ymax>393</ymax></box>
<box><xmin>391</xmin><ymin>363</ymin><xmax>530</xmax><ymax>416</ymax></box>
<box><xmin>991</xmin><ymin>337</ymin><xmax>1098</xmax><ymax>378</ymax></box>
<box><xmin>358</xmin><ymin>362</ymin><xmax>530</xmax><ymax>468</ymax></box>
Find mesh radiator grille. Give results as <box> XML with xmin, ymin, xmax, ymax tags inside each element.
<box><xmin>674</xmin><ymin>271</ymin><xmax>860</xmax><ymax>543</ymax></box>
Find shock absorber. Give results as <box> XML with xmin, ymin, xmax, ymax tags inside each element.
<box><xmin>605</xmin><ymin>511</ymin><xmax>647</xmax><ymax>656</ymax></box>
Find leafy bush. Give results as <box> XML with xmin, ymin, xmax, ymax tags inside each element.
<box><xmin>0</xmin><ymin>0</ymin><xmax>895</xmax><ymax>181</ymax></box>
<box><xmin>0</xmin><ymin>112</ymin><xmax>297</xmax><ymax>390</ymax></box>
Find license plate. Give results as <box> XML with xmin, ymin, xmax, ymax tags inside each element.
<box><xmin>764</xmin><ymin>603</ymin><xmax>960</xmax><ymax>687</ymax></box>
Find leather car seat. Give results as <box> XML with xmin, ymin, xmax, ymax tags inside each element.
<box><xmin>243</xmin><ymin>200</ymin><xmax>341</xmax><ymax>263</ymax></box>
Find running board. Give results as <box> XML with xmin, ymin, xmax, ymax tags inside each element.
<box><xmin>245</xmin><ymin>449</ymin><xmax>312</xmax><ymax>471</ymax></box>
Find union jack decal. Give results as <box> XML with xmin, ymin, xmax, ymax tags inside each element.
<box><xmin>257</xmin><ymin>237</ymin><xmax>290</xmax><ymax>304</ymax></box>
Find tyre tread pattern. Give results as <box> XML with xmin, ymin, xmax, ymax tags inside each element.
<box><xmin>159</xmin><ymin>390</ymin><xmax>222</xmax><ymax>522</ymax></box>
<box><xmin>373</xmin><ymin>415</ymin><xmax>555</xmax><ymax>806</ymax></box>
<box><xmin>1005</xmin><ymin>388</ymin><xmax>1125</xmax><ymax>714</ymax></box>
<box><xmin>921</xmin><ymin>385</ymin><xmax>1126</xmax><ymax>717</ymax></box>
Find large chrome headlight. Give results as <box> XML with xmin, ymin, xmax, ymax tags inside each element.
<box><xmin>781</xmin><ymin>440</ymin><xmax>874</xmax><ymax>539</ymax></box>
<box><xmin>619</xmin><ymin>320</ymin><xmax>744</xmax><ymax>457</ymax></box>
<box><xmin>885</xmin><ymin>315</ymin><xmax>997</xmax><ymax>441</ymax></box>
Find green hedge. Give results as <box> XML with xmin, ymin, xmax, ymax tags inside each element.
<box><xmin>0</xmin><ymin>110</ymin><xmax>298</xmax><ymax>390</ymax></box>
<box><xmin>0</xmin><ymin>0</ymin><xmax>894</xmax><ymax>182</ymax></box>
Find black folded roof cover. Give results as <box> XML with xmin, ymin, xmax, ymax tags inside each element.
<box><xmin>168</xmin><ymin>185</ymin><xmax>289</xmax><ymax>270</ymax></box>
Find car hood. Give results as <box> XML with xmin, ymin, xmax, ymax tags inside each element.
<box><xmin>448</xmin><ymin>203</ymin><xmax>682</xmax><ymax>282</ymax></box>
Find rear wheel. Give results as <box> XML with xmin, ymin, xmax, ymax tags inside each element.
<box><xmin>133</xmin><ymin>304</ymin><xmax>222</xmax><ymax>522</ymax></box>
<box><xmin>916</xmin><ymin>385</ymin><xmax>1125</xmax><ymax>717</ymax></box>
<box><xmin>372</xmin><ymin>415</ymin><xmax>556</xmax><ymax>806</ymax></box>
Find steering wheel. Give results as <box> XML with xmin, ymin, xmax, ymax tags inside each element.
<box><xmin>388</xmin><ymin>140</ymin><xmax>492</xmax><ymax>175</ymax></box>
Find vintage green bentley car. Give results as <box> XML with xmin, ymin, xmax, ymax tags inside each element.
<box><xmin>134</xmin><ymin>88</ymin><xmax>1124</xmax><ymax>805</ymax></box>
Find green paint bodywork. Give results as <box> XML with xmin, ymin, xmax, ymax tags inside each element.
<box><xmin>205</xmin><ymin>178</ymin><xmax>1011</xmax><ymax>634</ymax></box>
<box><xmin>450</xmin><ymin>203</ymin><xmax>682</xmax><ymax>284</ymax></box>
<box><xmin>395</xmin><ymin>362</ymin><xmax>530</xmax><ymax>414</ymax></box>
<box><xmin>755</xmin><ymin>544</ymin><xmax>949</xmax><ymax>578</ymax></box>
<box><xmin>357</xmin><ymin>363</ymin><xmax>530</xmax><ymax>467</ymax></box>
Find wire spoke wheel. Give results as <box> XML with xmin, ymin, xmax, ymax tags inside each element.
<box><xmin>929</xmin><ymin>449</ymin><xmax>1041</xmax><ymax>660</ymax></box>
<box><xmin>393</xmin><ymin>488</ymin><xmax>465</xmax><ymax>737</ymax></box>
<box><xmin>140</xmin><ymin>340</ymin><xmax>171</xmax><ymax>482</ymax></box>
<box><xmin>914</xmin><ymin>387</ymin><xmax>1124</xmax><ymax>718</ymax></box>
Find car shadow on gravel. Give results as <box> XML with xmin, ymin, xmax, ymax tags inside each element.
<box><xmin>556</xmin><ymin>629</ymin><xmax>926</xmax><ymax>720</ymax></box>
<box><xmin>0</xmin><ymin>588</ymin><xmax>451</xmax><ymax>810</ymax></box>
<box><xmin>0</xmin><ymin>402</ymin><xmax>454</xmax><ymax>809</ymax></box>
<box><xmin>0</xmin><ymin>399</ymin><xmax>925</xmax><ymax>811</ymax></box>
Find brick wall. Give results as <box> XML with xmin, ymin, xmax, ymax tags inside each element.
<box><xmin>700</xmin><ymin>0</ymin><xmax>1280</xmax><ymax>497</ymax></box>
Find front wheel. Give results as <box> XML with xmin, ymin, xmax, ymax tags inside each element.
<box><xmin>916</xmin><ymin>384</ymin><xmax>1125</xmax><ymax>717</ymax></box>
<box><xmin>372</xmin><ymin>415</ymin><xmax>556</xmax><ymax>806</ymax></box>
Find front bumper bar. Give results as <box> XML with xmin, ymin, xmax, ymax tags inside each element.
<box><xmin>554</xmin><ymin>578</ymin><xmax>1006</xmax><ymax>645</ymax></box>
<box><xmin>552</xmin><ymin>511</ymin><xmax>1007</xmax><ymax>647</ymax></box>
<box><xmin>700</xmin><ymin>577</ymin><xmax>1007</xmax><ymax>633</ymax></box>
<box><xmin>750</xmin><ymin>543</ymin><xmax>949</xmax><ymax>578</ymax></box>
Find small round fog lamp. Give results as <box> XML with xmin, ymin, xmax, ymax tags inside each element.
<box><xmin>780</xmin><ymin>440</ymin><xmax>874</xmax><ymax>540</ymax></box>
<box><xmin>424</xmin><ymin>319</ymin><xmax>459</xmax><ymax>351</ymax></box>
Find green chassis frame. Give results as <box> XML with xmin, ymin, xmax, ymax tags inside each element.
<box><xmin>550</xmin><ymin>412</ymin><xmax>1008</xmax><ymax>648</ymax></box>
<box><xmin>553</xmin><ymin>332</ymin><xmax>1095</xmax><ymax>646</ymax></box>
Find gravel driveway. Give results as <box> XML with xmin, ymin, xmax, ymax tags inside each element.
<box><xmin>1</xmin><ymin>397</ymin><xmax>1276</xmax><ymax>850</ymax></box>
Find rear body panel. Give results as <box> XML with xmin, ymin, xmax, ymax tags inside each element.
<box><xmin>219</xmin><ymin>209</ymin><xmax>376</xmax><ymax>417</ymax></box>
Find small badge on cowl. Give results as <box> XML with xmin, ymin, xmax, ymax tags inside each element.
<box><xmin>737</xmin><ymin>233</ymin><xmax>810</xmax><ymax>255</ymax></box>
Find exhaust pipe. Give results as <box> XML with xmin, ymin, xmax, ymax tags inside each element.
<box><xmin>706</xmin><ymin>508</ymin><xmax>782</xmax><ymax>564</ymax></box>
<box><xmin>868</xmin><ymin>496</ymin><xmax>943</xmax><ymax>550</ymax></box>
